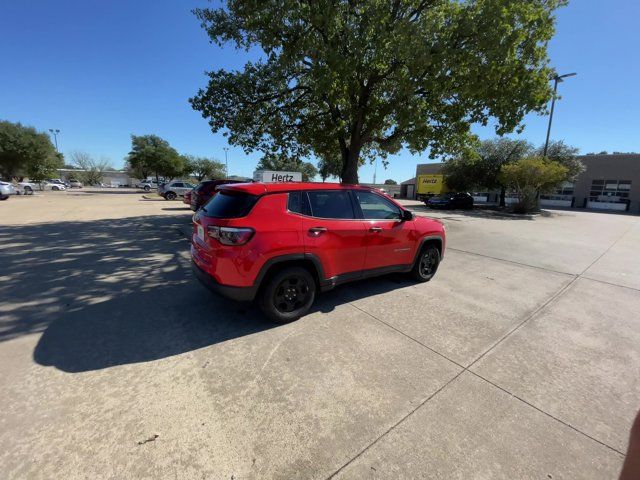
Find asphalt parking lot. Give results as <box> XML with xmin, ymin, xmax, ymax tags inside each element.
<box><xmin>1</xmin><ymin>189</ymin><xmax>639</xmax><ymax>479</ymax></box>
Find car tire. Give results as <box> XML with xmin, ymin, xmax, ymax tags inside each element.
<box><xmin>24</xmin><ymin>186</ymin><xmax>33</xmax><ymax>195</ymax></box>
<box><xmin>165</xmin><ymin>192</ymin><xmax>177</xmax><ymax>200</ymax></box>
<box><xmin>52</xmin><ymin>186</ymin><xmax>59</xmax><ymax>191</ymax></box>
<box><xmin>411</xmin><ymin>244</ymin><xmax>440</xmax><ymax>282</ymax></box>
<box><xmin>0</xmin><ymin>195</ymin><xmax>8</xmax><ymax>201</ymax></box>
<box><xmin>259</xmin><ymin>266</ymin><xmax>316</xmax><ymax>323</ymax></box>
<box><xmin>144</xmin><ymin>186</ymin><xmax>151</xmax><ymax>192</ymax></box>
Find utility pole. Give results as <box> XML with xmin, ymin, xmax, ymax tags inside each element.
<box><xmin>223</xmin><ymin>147</ymin><xmax>229</xmax><ymax>178</ymax></box>
<box><xmin>543</xmin><ymin>72</ymin><xmax>576</xmax><ymax>157</ymax></box>
<box><xmin>48</xmin><ymin>129</ymin><xmax>60</xmax><ymax>152</ymax></box>
<box><xmin>373</xmin><ymin>157</ymin><xmax>378</xmax><ymax>185</ymax></box>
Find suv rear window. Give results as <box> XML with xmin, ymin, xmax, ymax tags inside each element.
<box><xmin>202</xmin><ymin>191</ymin><xmax>259</xmax><ymax>218</ymax></box>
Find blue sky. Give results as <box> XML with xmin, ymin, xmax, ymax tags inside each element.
<box><xmin>1</xmin><ymin>0</ymin><xmax>638</xmax><ymax>182</ymax></box>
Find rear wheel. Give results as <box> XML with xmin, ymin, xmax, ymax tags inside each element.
<box><xmin>52</xmin><ymin>186</ymin><xmax>59</xmax><ymax>191</ymax></box>
<box><xmin>165</xmin><ymin>192</ymin><xmax>177</xmax><ymax>200</ymax></box>
<box><xmin>259</xmin><ymin>267</ymin><xmax>316</xmax><ymax>323</ymax></box>
<box><xmin>144</xmin><ymin>185</ymin><xmax>151</xmax><ymax>192</ymax></box>
<box><xmin>24</xmin><ymin>186</ymin><xmax>33</xmax><ymax>195</ymax></box>
<box><xmin>0</xmin><ymin>195</ymin><xmax>8</xmax><ymax>201</ymax></box>
<box><xmin>411</xmin><ymin>244</ymin><xmax>440</xmax><ymax>282</ymax></box>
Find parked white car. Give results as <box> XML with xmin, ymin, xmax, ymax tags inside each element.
<box><xmin>41</xmin><ymin>181</ymin><xmax>67</xmax><ymax>191</ymax></box>
<box><xmin>158</xmin><ymin>181</ymin><xmax>196</xmax><ymax>200</ymax></box>
<box><xmin>15</xmin><ymin>182</ymin><xmax>37</xmax><ymax>195</ymax></box>
<box><xmin>136</xmin><ymin>180</ymin><xmax>160</xmax><ymax>191</ymax></box>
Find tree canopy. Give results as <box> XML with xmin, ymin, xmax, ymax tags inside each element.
<box><xmin>0</xmin><ymin>120</ymin><xmax>63</xmax><ymax>181</ymax></box>
<box><xmin>384</xmin><ymin>179</ymin><xmax>397</xmax><ymax>185</ymax></box>
<box><xmin>184</xmin><ymin>155</ymin><xmax>226</xmax><ymax>181</ymax></box>
<box><xmin>126</xmin><ymin>135</ymin><xmax>184</xmax><ymax>181</ymax></box>
<box><xmin>191</xmin><ymin>0</ymin><xmax>565</xmax><ymax>183</ymax></box>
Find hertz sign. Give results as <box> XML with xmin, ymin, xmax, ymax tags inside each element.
<box><xmin>417</xmin><ymin>174</ymin><xmax>448</xmax><ymax>195</ymax></box>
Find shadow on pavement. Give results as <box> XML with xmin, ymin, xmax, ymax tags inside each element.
<box><xmin>406</xmin><ymin>203</ymin><xmax>558</xmax><ymax>221</ymax></box>
<box><xmin>0</xmin><ymin>214</ymin><xmax>416</xmax><ymax>373</ymax></box>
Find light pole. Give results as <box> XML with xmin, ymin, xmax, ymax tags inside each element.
<box><xmin>223</xmin><ymin>147</ymin><xmax>229</xmax><ymax>178</ymax></box>
<box><xmin>543</xmin><ymin>72</ymin><xmax>576</xmax><ymax>157</ymax></box>
<box><xmin>373</xmin><ymin>157</ymin><xmax>378</xmax><ymax>185</ymax></box>
<box><xmin>48</xmin><ymin>129</ymin><xmax>60</xmax><ymax>152</ymax></box>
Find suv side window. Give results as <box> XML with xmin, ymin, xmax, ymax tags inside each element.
<box><xmin>354</xmin><ymin>191</ymin><xmax>402</xmax><ymax>220</ymax></box>
<box><xmin>172</xmin><ymin>182</ymin><xmax>184</xmax><ymax>188</ymax></box>
<box><xmin>307</xmin><ymin>190</ymin><xmax>355</xmax><ymax>219</ymax></box>
<box><xmin>287</xmin><ymin>191</ymin><xmax>311</xmax><ymax>215</ymax></box>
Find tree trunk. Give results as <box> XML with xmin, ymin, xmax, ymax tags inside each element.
<box><xmin>499</xmin><ymin>187</ymin><xmax>506</xmax><ymax>207</ymax></box>
<box><xmin>340</xmin><ymin>137</ymin><xmax>362</xmax><ymax>184</ymax></box>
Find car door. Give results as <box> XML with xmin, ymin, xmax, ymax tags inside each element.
<box><xmin>301</xmin><ymin>190</ymin><xmax>368</xmax><ymax>281</ymax></box>
<box><xmin>353</xmin><ymin>190</ymin><xmax>415</xmax><ymax>271</ymax></box>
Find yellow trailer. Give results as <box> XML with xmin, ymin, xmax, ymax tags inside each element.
<box><xmin>416</xmin><ymin>174</ymin><xmax>448</xmax><ymax>199</ymax></box>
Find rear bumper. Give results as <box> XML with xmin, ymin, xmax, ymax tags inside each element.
<box><xmin>191</xmin><ymin>260</ymin><xmax>257</xmax><ymax>302</ymax></box>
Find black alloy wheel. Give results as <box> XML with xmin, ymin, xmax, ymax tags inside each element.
<box><xmin>411</xmin><ymin>245</ymin><xmax>440</xmax><ymax>282</ymax></box>
<box><xmin>259</xmin><ymin>267</ymin><xmax>316</xmax><ymax>323</ymax></box>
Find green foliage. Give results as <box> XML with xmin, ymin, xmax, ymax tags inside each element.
<box><xmin>384</xmin><ymin>179</ymin><xmax>397</xmax><ymax>185</ymax></box>
<box><xmin>70</xmin><ymin>151</ymin><xmax>113</xmax><ymax>185</ymax></box>
<box><xmin>536</xmin><ymin>140</ymin><xmax>583</xmax><ymax>179</ymax></box>
<box><xmin>184</xmin><ymin>155</ymin><xmax>226</xmax><ymax>181</ymax></box>
<box><xmin>499</xmin><ymin>157</ymin><xmax>568</xmax><ymax>213</ymax></box>
<box><xmin>191</xmin><ymin>0</ymin><xmax>565</xmax><ymax>183</ymax></box>
<box><xmin>0</xmin><ymin>120</ymin><xmax>62</xmax><ymax>181</ymax></box>
<box><xmin>126</xmin><ymin>135</ymin><xmax>184</xmax><ymax>181</ymax></box>
<box><xmin>256</xmin><ymin>154</ymin><xmax>318</xmax><ymax>181</ymax></box>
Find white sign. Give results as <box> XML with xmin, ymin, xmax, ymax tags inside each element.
<box><xmin>253</xmin><ymin>170</ymin><xmax>302</xmax><ymax>183</ymax></box>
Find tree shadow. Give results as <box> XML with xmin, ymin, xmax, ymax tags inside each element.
<box><xmin>1</xmin><ymin>213</ymin><xmax>418</xmax><ymax>373</ymax></box>
<box><xmin>406</xmin><ymin>203</ymin><xmax>560</xmax><ymax>221</ymax></box>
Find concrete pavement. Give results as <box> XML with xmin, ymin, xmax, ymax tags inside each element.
<box><xmin>0</xmin><ymin>190</ymin><xmax>637</xmax><ymax>479</ymax></box>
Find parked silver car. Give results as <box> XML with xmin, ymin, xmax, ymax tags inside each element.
<box><xmin>159</xmin><ymin>181</ymin><xmax>196</xmax><ymax>200</ymax></box>
<box><xmin>69</xmin><ymin>180</ymin><xmax>83</xmax><ymax>188</ymax></box>
<box><xmin>0</xmin><ymin>181</ymin><xmax>16</xmax><ymax>200</ymax></box>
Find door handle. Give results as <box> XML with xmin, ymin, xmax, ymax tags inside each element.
<box><xmin>369</xmin><ymin>226</ymin><xmax>382</xmax><ymax>233</ymax></box>
<box><xmin>309</xmin><ymin>227</ymin><xmax>327</xmax><ymax>236</ymax></box>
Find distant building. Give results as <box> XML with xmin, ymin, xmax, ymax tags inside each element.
<box><xmin>408</xmin><ymin>154</ymin><xmax>640</xmax><ymax>213</ymax></box>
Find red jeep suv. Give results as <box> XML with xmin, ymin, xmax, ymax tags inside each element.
<box><xmin>191</xmin><ymin>182</ymin><xmax>445</xmax><ymax>322</ymax></box>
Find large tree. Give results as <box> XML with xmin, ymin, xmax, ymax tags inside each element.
<box><xmin>191</xmin><ymin>0</ymin><xmax>565</xmax><ymax>184</ymax></box>
<box><xmin>70</xmin><ymin>151</ymin><xmax>113</xmax><ymax>185</ymax></box>
<box><xmin>126</xmin><ymin>135</ymin><xmax>184</xmax><ymax>182</ymax></box>
<box><xmin>0</xmin><ymin>120</ymin><xmax>63</xmax><ymax>181</ymax></box>
<box><xmin>184</xmin><ymin>155</ymin><xmax>226</xmax><ymax>181</ymax></box>
<box><xmin>256</xmin><ymin>153</ymin><xmax>318</xmax><ymax>181</ymax></box>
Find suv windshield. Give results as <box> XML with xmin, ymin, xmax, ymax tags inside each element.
<box><xmin>202</xmin><ymin>191</ymin><xmax>258</xmax><ymax>218</ymax></box>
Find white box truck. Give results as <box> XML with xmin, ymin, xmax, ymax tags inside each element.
<box><xmin>253</xmin><ymin>170</ymin><xmax>302</xmax><ymax>183</ymax></box>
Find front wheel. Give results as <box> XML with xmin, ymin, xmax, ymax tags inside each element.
<box><xmin>165</xmin><ymin>192</ymin><xmax>177</xmax><ymax>200</ymax></box>
<box><xmin>0</xmin><ymin>195</ymin><xmax>8</xmax><ymax>201</ymax></box>
<box><xmin>24</xmin><ymin>186</ymin><xmax>33</xmax><ymax>195</ymax></box>
<box><xmin>259</xmin><ymin>267</ymin><xmax>316</xmax><ymax>323</ymax></box>
<box><xmin>144</xmin><ymin>185</ymin><xmax>151</xmax><ymax>192</ymax></box>
<box><xmin>411</xmin><ymin>245</ymin><xmax>440</xmax><ymax>282</ymax></box>
<box><xmin>52</xmin><ymin>186</ymin><xmax>59</xmax><ymax>191</ymax></box>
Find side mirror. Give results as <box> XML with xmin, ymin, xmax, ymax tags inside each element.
<box><xmin>401</xmin><ymin>209</ymin><xmax>413</xmax><ymax>221</ymax></box>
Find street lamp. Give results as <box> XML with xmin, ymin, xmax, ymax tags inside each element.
<box><xmin>48</xmin><ymin>129</ymin><xmax>61</xmax><ymax>152</ymax></box>
<box><xmin>543</xmin><ymin>72</ymin><xmax>577</xmax><ymax>157</ymax></box>
<box><xmin>223</xmin><ymin>147</ymin><xmax>229</xmax><ymax>178</ymax></box>
<box><xmin>373</xmin><ymin>157</ymin><xmax>378</xmax><ymax>185</ymax></box>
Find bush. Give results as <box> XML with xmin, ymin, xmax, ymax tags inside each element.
<box><xmin>499</xmin><ymin>157</ymin><xmax>568</xmax><ymax>213</ymax></box>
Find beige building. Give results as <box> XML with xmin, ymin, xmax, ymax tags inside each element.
<box><xmin>406</xmin><ymin>154</ymin><xmax>640</xmax><ymax>213</ymax></box>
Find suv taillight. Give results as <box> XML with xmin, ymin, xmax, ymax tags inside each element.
<box><xmin>207</xmin><ymin>226</ymin><xmax>254</xmax><ymax>245</ymax></box>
